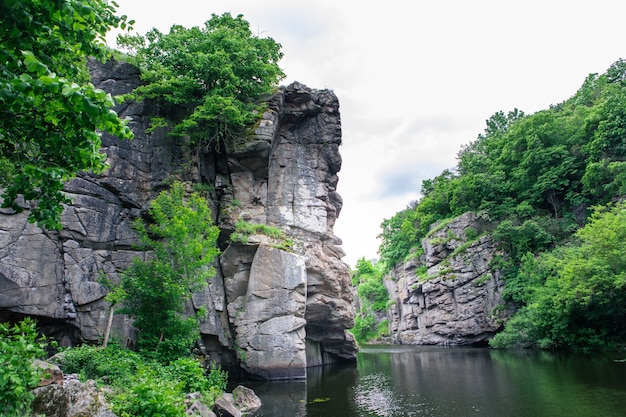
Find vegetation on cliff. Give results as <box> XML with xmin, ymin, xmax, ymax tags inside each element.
<box><xmin>117</xmin><ymin>12</ymin><xmax>285</xmax><ymax>150</ymax></box>
<box><xmin>378</xmin><ymin>59</ymin><xmax>626</xmax><ymax>350</ymax></box>
<box><xmin>0</xmin><ymin>0</ymin><xmax>134</xmax><ymax>229</ymax></box>
<box><xmin>1</xmin><ymin>3</ymin><xmax>284</xmax><ymax>230</ymax></box>
<box><xmin>352</xmin><ymin>258</ymin><xmax>390</xmax><ymax>343</ymax></box>
<box><xmin>119</xmin><ymin>181</ymin><xmax>220</xmax><ymax>363</ymax></box>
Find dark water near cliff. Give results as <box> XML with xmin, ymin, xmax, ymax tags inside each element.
<box><xmin>243</xmin><ymin>345</ymin><xmax>626</xmax><ymax>417</ymax></box>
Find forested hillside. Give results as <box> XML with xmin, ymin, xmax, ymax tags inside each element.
<box><xmin>378</xmin><ymin>59</ymin><xmax>626</xmax><ymax>350</ymax></box>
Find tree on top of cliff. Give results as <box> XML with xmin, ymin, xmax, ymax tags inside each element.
<box><xmin>378</xmin><ymin>59</ymin><xmax>626</xmax><ymax>271</ymax></box>
<box><xmin>0</xmin><ymin>0</ymin><xmax>134</xmax><ymax>230</ymax></box>
<box><xmin>117</xmin><ymin>12</ymin><xmax>285</xmax><ymax>150</ymax></box>
<box><xmin>376</xmin><ymin>59</ymin><xmax>626</xmax><ymax>351</ymax></box>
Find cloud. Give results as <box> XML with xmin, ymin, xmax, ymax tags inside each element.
<box><xmin>110</xmin><ymin>0</ymin><xmax>626</xmax><ymax>268</ymax></box>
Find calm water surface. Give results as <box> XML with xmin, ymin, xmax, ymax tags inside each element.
<box><xmin>244</xmin><ymin>345</ymin><xmax>626</xmax><ymax>417</ymax></box>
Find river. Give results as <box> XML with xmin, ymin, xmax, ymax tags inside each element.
<box><xmin>242</xmin><ymin>345</ymin><xmax>626</xmax><ymax>417</ymax></box>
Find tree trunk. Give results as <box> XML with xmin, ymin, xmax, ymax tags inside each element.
<box><xmin>103</xmin><ymin>306</ymin><xmax>114</xmax><ymax>348</ymax></box>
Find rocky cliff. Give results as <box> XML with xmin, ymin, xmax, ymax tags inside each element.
<box><xmin>384</xmin><ymin>212</ymin><xmax>511</xmax><ymax>345</ymax></box>
<box><xmin>0</xmin><ymin>60</ymin><xmax>357</xmax><ymax>379</ymax></box>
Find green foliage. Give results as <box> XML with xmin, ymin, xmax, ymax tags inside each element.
<box><xmin>230</xmin><ymin>220</ymin><xmax>293</xmax><ymax>250</ymax></box>
<box><xmin>377</xmin><ymin>207</ymin><xmax>417</xmax><ymax>270</ymax></box>
<box><xmin>415</xmin><ymin>265</ymin><xmax>428</xmax><ymax>281</ymax></box>
<box><xmin>206</xmin><ymin>364</ymin><xmax>228</xmax><ymax>393</ymax></box>
<box><xmin>162</xmin><ymin>357</ymin><xmax>227</xmax><ymax>402</ymax></box>
<box><xmin>352</xmin><ymin>312</ymin><xmax>377</xmax><ymax>344</ymax></box>
<box><xmin>492</xmin><ymin>218</ymin><xmax>555</xmax><ymax>263</ymax></box>
<box><xmin>62</xmin><ymin>343</ymin><xmax>143</xmax><ymax>385</ymax></box>
<box><xmin>233</xmin><ymin>220</ymin><xmax>284</xmax><ymax>239</ymax></box>
<box><xmin>62</xmin><ymin>344</ymin><xmax>228</xmax><ymax>415</ymax></box>
<box><xmin>0</xmin><ymin>318</ymin><xmax>49</xmax><ymax>416</ymax></box>
<box><xmin>358</xmin><ymin>278</ymin><xmax>389</xmax><ymax>312</ymax></box>
<box><xmin>377</xmin><ymin>319</ymin><xmax>390</xmax><ymax>338</ymax></box>
<box><xmin>0</xmin><ymin>0</ymin><xmax>134</xmax><ymax>229</ymax></box>
<box><xmin>351</xmin><ymin>259</ymin><xmax>390</xmax><ymax>343</ymax></box>
<box><xmin>377</xmin><ymin>58</ymin><xmax>626</xmax><ymax>351</ymax></box>
<box><xmin>113</xmin><ymin>368</ymin><xmax>186</xmax><ymax>417</ymax></box>
<box><xmin>121</xmin><ymin>182</ymin><xmax>220</xmax><ymax>363</ymax></box>
<box><xmin>117</xmin><ymin>12</ymin><xmax>284</xmax><ymax>150</ymax></box>
<box><xmin>353</xmin><ymin>258</ymin><xmax>388</xmax><ymax>312</ymax></box>
<box><xmin>353</xmin><ymin>257</ymin><xmax>376</xmax><ymax>285</ymax></box>
<box><xmin>464</xmin><ymin>227</ymin><xmax>478</xmax><ymax>240</ymax></box>
<box><xmin>491</xmin><ymin>203</ymin><xmax>626</xmax><ymax>350</ymax></box>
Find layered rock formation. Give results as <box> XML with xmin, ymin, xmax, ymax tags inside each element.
<box><xmin>385</xmin><ymin>212</ymin><xmax>511</xmax><ymax>345</ymax></box>
<box><xmin>0</xmin><ymin>60</ymin><xmax>356</xmax><ymax>379</ymax></box>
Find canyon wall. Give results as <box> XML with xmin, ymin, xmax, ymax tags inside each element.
<box><xmin>0</xmin><ymin>60</ymin><xmax>357</xmax><ymax>379</ymax></box>
<box><xmin>384</xmin><ymin>212</ymin><xmax>512</xmax><ymax>345</ymax></box>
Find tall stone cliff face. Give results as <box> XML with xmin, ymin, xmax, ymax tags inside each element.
<box><xmin>0</xmin><ymin>60</ymin><xmax>357</xmax><ymax>379</ymax></box>
<box><xmin>384</xmin><ymin>212</ymin><xmax>512</xmax><ymax>345</ymax></box>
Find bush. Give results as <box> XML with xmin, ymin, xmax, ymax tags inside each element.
<box><xmin>377</xmin><ymin>320</ymin><xmax>390</xmax><ymax>338</ymax></box>
<box><xmin>492</xmin><ymin>203</ymin><xmax>626</xmax><ymax>350</ymax></box>
<box><xmin>352</xmin><ymin>312</ymin><xmax>377</xmax><ymax>344</ymax></box>
<box><xmin>464</xmin><ymin>227</ymin><xmax>478</xmax><ymax>240</ymax></box>
<box><xmin>0</xmin><ymin>318</ymin><xmax>50</xmax><ymax>417</ymax></box>
<box><xmin>61</xmin><ymin>345</ymin><xmax>228</xmax><ymax>414</ymax></box>
<box><xmin>113</xmin><ymin>368</ymin><xmax>185</xmax><ymax>417</ymax></box>
<box><xmin>62</xmin><ymin>343</ymin><xmax>143</xmax><ymax>385</ymax></box>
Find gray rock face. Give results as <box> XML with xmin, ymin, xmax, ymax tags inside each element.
<box><xmin>0</xmin><ymin>61</ymin><xmax>356</xmax><ymax>379</ymax></box>
<box><xmin>385</xmin><ymin>212</ymin><xmax>511</xmax><ymax>345</ymax></box>
<box><xmin>231</xmin><ymin>244</ymin><xmax>308</xmax><ymax>379</ymax></box>
<box><xmin>32</xmin><ymin>379</ymin><xmax>117</xmax><ymax>417</ymax></box>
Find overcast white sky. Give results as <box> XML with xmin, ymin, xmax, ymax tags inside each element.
<box><xmin>109</xmin><ymin>0</ymin><xmax>626</xmax><ymax>268</ymax></box>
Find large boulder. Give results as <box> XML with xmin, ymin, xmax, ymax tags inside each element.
<box><xmin>232</xmin><ymin>245</ymin><xmax>308</xmax><ymax>379</ymax></box>
<box><xmin>32</xmin><ymin>378</ymin><xmax>116</xmax><ymax>417</ymax></box>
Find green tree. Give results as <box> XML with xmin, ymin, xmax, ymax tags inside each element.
<box><xmin>0</xmin><ymin>0</ymin><xmax>134</xmax><ymax>229</ymax></box>
<box><xmin>378</xmin><ymin>208</ymin><xmax>413</xmax><ymax>269</ymax></box>
<box><xmin>491</xmin><ymin>203</ymin><xmax>626</xmax><ymax>349</ymax></box>
<box><xmin>121</xmin><ymin>182</ymin><xmax>220</xmax><ymax>362</ymax></box>
<box><xmin>351</xmin><ymin>259</ymin><xmax>389</xmax><ymax>343</ymax></box>
<box><xmin>102</xmin><ymin>285</ymin><xmax>126</xmax><ymax>348</ymax></box>
<box><xmin>117</xmin><ymin>12</ymin><xmax>284</xmax><ymax>150</ymax></box>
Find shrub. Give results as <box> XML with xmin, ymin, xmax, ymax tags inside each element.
<box><xmin>464</xmin><ymin>227</ymin><xmax>478</xmax><ymax>240</ymax></box>
<box><xmin>377</xmin><ymin>320</ymin><xmax>390</xmax><ymax>338</ymax></box>
<box><xmin>61</xmin><ymin>344</ymin><xmax>228</xmax><ymax>414</ymax></box>
<box><xmin>62</xmin><ymin>343</ymin><xmax>143</xmax><ymax>385</ymax></box>
<box><xmin>352</xmin><ymin>312</ymin><xmax>377</xmax><ymax>343</ymax></box>
<box><xmin>0</xmin><ymin>318</ymin><xmax>50</xmax><ymax>417</ymax></box>
<box><xmin>112</xmin><ymin>368</ymin><xmax>185</xmax><ymax>417</ymax></box>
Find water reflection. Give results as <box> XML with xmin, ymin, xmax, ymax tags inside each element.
<box><xmin>244</xmin><ymin>345</ymin><xmax>626</xmax><ymax>417</ymax></box>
